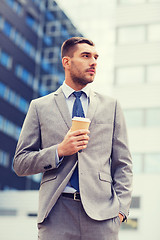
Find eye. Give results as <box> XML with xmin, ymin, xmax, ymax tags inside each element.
<box><xmin>83</xmin><ymin>54</ymin><xmax>89</xmax><ymax>58</ymax></box>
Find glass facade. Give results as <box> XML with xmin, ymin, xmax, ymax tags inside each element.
<box><xmin>115</xmin><ymin>64</ymin><xmax>160</xmax><ymax>85</ymax></box>
<box><xmin>0</xmin><ymin>49</ymin><xmax>12</xmax><ymax>70</ymax></box>
<box><xmin>115</xmin><ymin>66</ymin><xmax>145</xmax><ymax>85</ymax></box>
<box><xmin>117</xmin><ymin>26</ymin><xmax>146</xmax><ymax>44</ymax></box>
<box><xmin>0</xmin><ymin>115</ymin><xmax>21</xmax><ymax>141</ymax></box>
<box><xmin>124</xmin><ymin>108</ymin><xmax>160</xmax><ymax>127</ymax></box>
<box><xmin>0</xmin><ymin>0</ymin><xmax>83</xmax><ymax>190</ymax></box>
<box><xmin>117</xmin><ymin>23</ymin><xmax>160</xmax><ymax>45</ymax></box>
<box><xmin>5</xmin><ymin>0</ymin><xmax>23</xmax><ymax>16</ymax></box>
<box><xmin>0</xmin><ymin>82</ymin><xmax>29</xmax><ymax>113</ymax></box>
<box><xmin>0</xmin><ymin>149</ymin><xmax>10</xmax><ymax>168</ymax></box>
<box><xmin>132</xmin><ymin>152</ymin><xmax>160</xmax><ymax>174</ymax></box>
<box><xmin>114</xmin><ymin>0</ymin><xmax>160</xmax><ymax>179</ymax></box>
<box><xmin>147</xmin><ymin>65</ymin><xmax>160</xmax><ymax>83</ymax></box>
<box><xmin>118</xmin><ymin>0</ymin><xmax>160</xmax><ymax>4</ymax></box>
<box><xmin>15</xmin><ymin>64</ymin><xmax>39</xmax><ymax>91</ymax></box>
<box><xmin>0</xmin><ymin>15</ymin><xmax>37</xmax><ymax>61</ymax></box>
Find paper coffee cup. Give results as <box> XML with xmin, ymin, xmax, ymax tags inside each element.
<box><xmin>71</xmin><ymin>117</ymin><xmax>91</xmax><ymax>131</ymax></box>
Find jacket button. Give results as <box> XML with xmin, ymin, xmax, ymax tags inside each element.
<box><xmin>44</xmin><ymin>165</ymin><xmax>52</xmax><ymax>170</ymax></box>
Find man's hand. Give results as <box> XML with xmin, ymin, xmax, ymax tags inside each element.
<box><xmin>58</xmin><ymin>129</ymin><xmax>90</xmax><ymax>158</ymax></box>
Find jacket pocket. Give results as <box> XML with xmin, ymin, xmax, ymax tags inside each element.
<box><xmin>40</xmin><ymin>170</ymin><xmax>57</xmax><ymax>186</ymax></box>
<box><xmin>99</xmin><ymin>172</ymin><xmax>112</xmax><ymax>183</ymax></box>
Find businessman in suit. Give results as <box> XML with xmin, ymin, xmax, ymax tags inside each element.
<box><xmin>13</xmin><ymin>37</ymin><xmax>133</xmax><ymax>240</ymax></box>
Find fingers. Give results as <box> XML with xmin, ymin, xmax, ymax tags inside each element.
<box><xmin>68</xmin><ymin>130</ymin><xmax>90</xmax><ymax>148</ymax></box>
<box><xmin>69</xmin><ymin>132</ymin><xmax>89</xmax><ymax>148</ymax></box>
<box><xmin>69</xmin><ymin>129</ymin><xmax>90</xmax><ymax>136</ymax></box>
<box><xmin>58</xmin><ymin>129</ymin><xmax>90</xmax><ymax>157</ymax></box>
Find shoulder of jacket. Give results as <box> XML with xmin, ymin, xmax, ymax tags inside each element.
<box><xmin>93</xmin><ymin>91</ymin><xmax>117</xmax><ymax>103</ymax></box>
<box><xmin>31</xmin><ymin>88</ymin><xmax>61</xmax><ymax>105</ymax></box>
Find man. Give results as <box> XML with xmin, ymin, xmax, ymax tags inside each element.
<box><xmin>13</xmin><ymin>37</ymin><xmax>133</xmax><ymax>240</ymax></box>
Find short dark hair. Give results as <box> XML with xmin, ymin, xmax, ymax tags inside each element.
<box><xmin>61</xmin><ymin>37</ymin><xmax>95</xmax><ymax>58</ymax></box>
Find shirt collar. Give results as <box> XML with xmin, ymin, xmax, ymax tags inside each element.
<box><xmin>62</xmin><ymin>82</ymin><xmax>90</xmax><ymax>99</ymax></box>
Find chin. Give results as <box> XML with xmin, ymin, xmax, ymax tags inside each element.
<box><xmin>87</xmin><ymin>77</ymin><xmax>94</xmax><ymax>84</ymax></box>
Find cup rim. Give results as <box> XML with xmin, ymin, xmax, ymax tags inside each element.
<box><xmin>72</xmin><ymin>117</ymin><xmax>91</xmax><ymax>123</ymax></box>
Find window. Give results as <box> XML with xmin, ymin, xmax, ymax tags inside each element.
<box><xmin>32</xmin><ymin>0</ymin><xmax>45</xmax><ymax>11</ymax></box>
<box><xmin>132</xmin><ymin>153</ymin><xmax>143</xmax><ymax>174</ymax></box>
<box><xmin>43</xmin><ymin>35</ymin><xmax>52</xmax><ymax>46</ymax></box>
<box><xmin>35</xmin><ymin>51</ymin><xmax>41</xmax><ymax>64</ymax></box>
<box><xmin>0</xmin><ymin>149</ymin><xmax>10</xmax><ymax>168</ymax></box>
<box><xmin>1</xmin><ymin>16</ymin><xmax>37</xmax><ymax>62</ymax></box>
<box><xmin>117</xmin><ymin>26</ymin><xmax>146</xmax><ymax>44</ymax></box>
<box><xmin>0</xmin><ymin>15</ymin><xmax>4</xmax><ymax>30</ymax></box>
<box><xmin>44</xmin><ymin>47</ymin><xmax>59</xmax><ymax>63</ymax></box>
<box><xmin>15</xmin><ymin>65</ymin><xmax>34</xmax><ymax>86</ymax></box>
<box><xmin>124</xmin><ymin>109</ymin><xmax>144</xmax><ymax>127</ymax></box>
<box><xmin>148</xmin><ymin>0</ymin><xmax>160</xmax><ymax>2</ymax></box>
<box><xmin>115</xmin><ymin>65</ymin><xmax>160</xmax><ymax>85</ymax></box>
<box><xmin>145</xmin><ymin>153</ymin><xmax>160</xmax><ymax>174</ymax></box>
<box><xmin>124</xmin><ymin>108</ymin><xmax>160</xmax><ymax>127</ymax></box>
<box><xmin>0</xmin><ymin>115</ymin><xmax>4</xmax><ymax>131</ymax></box>
<box><xmin>15</xmin><ymin>64</ymin><xmax>41</xmax><ymax>93</ymax></box>
<box><xmin>46</xmin><ymin>21</ymin><xmax>61</xmax><ymax>37</ymax></box>
<box><xmin>130</xmin><ymin>196</ymin><xmax>141</xmax><ymax>209</ymax></box>
<box><xmin>3</xmin><ymin>21</ymin><xmax>12</xmax><ymax>37</ymax></box>
<box><xmin>115</xmin><ymin>67</ymin><xmax>144</xmax><ymax>85</ymax></box>
<box><xmin>0</xmin><ymin>50</ymin><xmax>12</xmax><ymax>70</ymax></box>
<box><xmin>19</xmin><ymin>98</ymin><xmax>29</xmax><ymax>113</ymax></box>
<box><xmin>118</xmin><ymin>0</ymin><xmax>145</xmax><ymax>4</ymax></box>
<box><xmin>146</xmin><ymin>108</ymin><xmax>160</xmax><ymax>127</ymax></box>
<box><xmin>45</xmin><ymin>11</ymin><xmax>56</xmax><ymax>21</ymax></box>
<box><xmin>4</xmin><ymin>119</ymin><xmax>16</xmax><ymax>137</ymax></box>
<box><xmin>42</xmin><ymin>74</ymin><xmax>59</xmax><ymax>91</ymax></box>
<box><xmin>147</xmin><ymin>65</ymin><xmax>160</xmax><ymax>84</ymax></box>
<box><xmin>0</xmin><ymin>82</ymin><xmax>6</xmax><ymax>97</ymax></box>
<box><xmin>5</xmin><ymin>0</ymin><xmax>23</xmax><ymax>16</ymax></box>
<box><xmin>0</xmin><ymin>115</ymin><xmax>21</xmax><ymax>140</ymax></box>
<box><xmin>0</xmin><ymin>81</ymin><xmax>29</xmax><ymax>113</ymax></box>
<box><xmin>148</xmin><ymin>24</ymin><xmax>160</xmax><ymax>42</ymax></box>
<box><xmin>61</xmin><ymin>25</ymin><xmax>70</xmax><ymax>39</ymax></box>
<box><xmin>26</xmin><ymin>14</ymin><xmax>42</xmax><ymax>37</ymax></box>
<box><xmin>117</xmin><ymin>23</ymin><xmax>160</xmax><ymax>45</ymax></box>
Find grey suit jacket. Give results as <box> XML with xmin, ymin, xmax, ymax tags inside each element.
<box><xmin>13</xmin><ymin>86</ymin><xmax>133</xmax><ymax>224</ymax></box>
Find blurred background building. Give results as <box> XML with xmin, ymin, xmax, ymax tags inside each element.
<box><xmin>112</xmin><ymin>1</ymin><xmax>160</xmax><ymax>239</ymax></box>
<box><xmin>0</xmin><ymin>0</ymin><xmax>82</xmax><ymax>190</ymax></box>
<box><xmin>0</xmin><ymin>0</ymin><xmax>160</xmax><ymax>240</ymax></box>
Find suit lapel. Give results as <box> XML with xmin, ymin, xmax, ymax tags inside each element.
<box><xmin>54</xmin><ymin>87</ymin><xmax>98</xmax><ymax>129</ymax></box>
<box><xmin>86</xmin><ymin>90</ymin><xmax>98</xmax><ymax>122</ymax></box>
<box><xmin>54</xmin><ymin>87</ymin><xmax>72</xmax><ymax>129</ymax></box>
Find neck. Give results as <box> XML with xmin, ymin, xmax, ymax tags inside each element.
<box><xmin>64</xmin><ymin>79</ymin><xmax>87</xmax><ymax>91</ymax></box>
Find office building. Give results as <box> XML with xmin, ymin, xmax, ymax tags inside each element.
<box><xmin>113</xmin><ymin>1</ymin><xmax>160</xmax><ymax>239</ymax></box>
<box><xmin>0</xmin><ymin>0</ymin><xmax>82</xmax><ymax>190</ymax></box>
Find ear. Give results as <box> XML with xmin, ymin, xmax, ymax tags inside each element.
<box><xmin>62</xmin><ymin>56</ymin><xmax>70</xmax><ymax>69</ymax></box>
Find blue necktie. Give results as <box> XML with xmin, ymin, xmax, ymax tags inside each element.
<box><xmin>70</xmin><ymin>91</ymin><xmax>85</xmax><ymax>192</ymax></box>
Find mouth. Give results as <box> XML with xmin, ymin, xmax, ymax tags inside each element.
<box><xmin>86</xmin><ymin>68</ymin><xmax>96</xmax><ymax>74</ymax></box>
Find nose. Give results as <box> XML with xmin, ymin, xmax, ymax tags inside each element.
<box><xmin>90</xmin><ymin>57</ymin><xmax>97</xmax><ymax>67</ymax></box>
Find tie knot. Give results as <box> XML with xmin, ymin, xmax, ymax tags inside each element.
<box><xmin>73</xmin><ymin>91</ymin><xmax>83</xmax><ymax>99</ymax></box>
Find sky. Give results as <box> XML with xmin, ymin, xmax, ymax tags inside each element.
<box><xmin>55</xmin><ymin>0</ymin><xmax>116</xmax><ymax>95</ymax></box>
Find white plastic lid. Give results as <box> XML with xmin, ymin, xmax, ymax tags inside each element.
<box><xmin>72</xmin><ymin>117</ymin><xmax>91</xmax><ymax>122</ymax></box>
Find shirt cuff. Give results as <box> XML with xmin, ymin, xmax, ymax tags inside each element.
<box><xmin>119</xmin><ymin>211</ymin><xmax>127</xmax><ymax>222</ymax></box>
<box><xmin>55</xmin><ymin>148</ymin><xmax>63</xmax><ymax>167</ymax></box>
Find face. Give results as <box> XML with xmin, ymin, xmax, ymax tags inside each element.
<box><xmin>67</xmin><ymin>43</ymin><xmax>99</xmax><ymax>89</ymax></box>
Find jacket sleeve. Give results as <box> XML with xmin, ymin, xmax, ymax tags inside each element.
<box><xmin>111</xmin><ymin>100</ymin><xmax>133</xmax><ymax>218</ymax></box>
<box><xmin>13</xmin><ymin>100</ymin><xmax>59</xmax><ymax>176</ymax></box>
